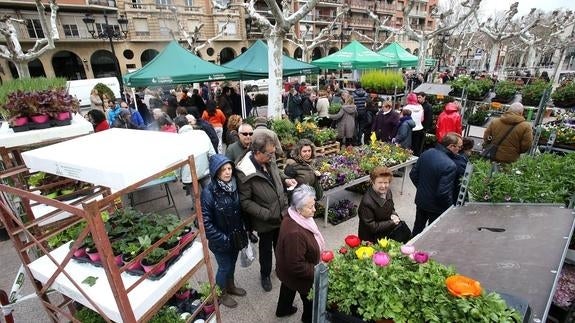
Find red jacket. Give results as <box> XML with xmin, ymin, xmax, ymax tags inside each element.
<box><xmin>94</xmin><ymin>120</ymin><xmax>110</xmax><ymax>132</ymax></box>
<box><xmin>436</xmin><ymin>102</ymin><xmax>462</xmax><ymax>142</ymax></box>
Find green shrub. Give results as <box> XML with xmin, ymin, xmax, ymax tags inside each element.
<box><xmin>493</xmin><ymin>80</ymin><xmax>517</xmax><ymax>103</ymax></box>
<box><xmin>552</xmin><ymin>81</ymin><xmax>575</xmax><ymax>108</ymax></box>
<box><xmin>94</xmin><ymin>83</ymin><xmax>115</xmax><ymax>102</ymax></box>
<box><xmin>522</xmin><ymin>80</ymin><xmax>549</xmax><ymax>106</ymax></box>
<box><xmin>360</xmin><ymin>70</ymin><xmax>405</xmax><ymax>94</ymax></box>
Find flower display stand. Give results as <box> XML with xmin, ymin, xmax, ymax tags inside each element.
<box><xmin>314</xmin><ymin>142</ymin><xmax>340</xmax><ymax>157</ymax></box>
<box><xmin>0</xmin><ymin>130</ymin><xmax>221</xmax><ymax>322</ymax></box>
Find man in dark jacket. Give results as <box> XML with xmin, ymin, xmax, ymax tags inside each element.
<box><xmin>410</xmin><ymin>132</ymin><xmax>462</xmax><ymax>236</ymax></box>
<box><xmin>226</xmin><ymin>123</ymin><xmax>253</xmax><ymax>163</ymax></box>
<box><xmin>286</xmin><ymin>88</ymin><xmax>303</xmax><ymax>122</ymax></box>
<box><xmin>417</xmin><ymin>92</ymin><xmax>433</xmax><ymax>154</ymax></box>
<box><xmin>236</xmin><ymin>133</ymin><xmax>297</xmax><ymax>292</ymax></box>
<box><xmin>352</xmin><ymin>82</ymin><xmax>369</xmax><ymax>145</ymax></box>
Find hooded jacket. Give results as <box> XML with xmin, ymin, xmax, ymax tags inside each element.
<box><xmin>483</xmin><ymin>111</ymin><xmax>533</xmax><ymax>163</ymax></box>
<box><xmin>329</xmin><ymin>104</ymin><xmax>357</xmax><ymax>139</ymax></box>
<box><xmin>435</xmin><ymin>102</ymin><xmax>462</xmax><ymax>142</ymax></box>
<box><xmin>201</xmin><ymin>154</ymin><xmax>246</xmax><ymax>253</ymax></box>
<box><xmin>402</xmin><ymin>93</ymin><xmax>424</xmax><ymax>131</ymax></box>
<box><xmin>236</xmin><ymin>152</ymin><xmax>289</xmax><ymax>233</ymax></box>
<box><xmin>395</xmin><ymin>117</ymin><xmax>416</xmax><ymax>149</ymax></box>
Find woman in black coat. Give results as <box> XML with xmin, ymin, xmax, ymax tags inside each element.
<box><xmin>358</xmin><ymin>166</ymin><xmax>401</xmax><ymax>243</ymax></box>
<box><xmin>371</xmin><ymin>100</ymin><xmax>400</xmax><ymax>143</ymax></box>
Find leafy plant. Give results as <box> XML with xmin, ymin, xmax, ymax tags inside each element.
<box><xmin>270</xmin><ymin>118</ymin><xmax>296</xmax><ymax>142</ymax></box>
<box><xmin>328</xmin><ymin>102</ymin><xmax>342</xmax><ymax>114</ymax></box>
<box><xmin>324</xmin><ymin>237</ymin><xmax>521</xmax><ymax>322</ymax></box>
<box><xmin>93</xmin><ymin>83</ymin><xmax>115</xmax><ymax>102</ymax></box>
<box><xmin>492</xmin><ymin>80</ymin><xmax>517</xmax><ymax>103</ymax></box>
<box><xmin>2</xmin><ymin>89</ymin><xmax>78</xmax><ymax>119</ymax></box>
<box><xmin>552</xmin><ymin>81</ymin><xmax>575</xmax><ymax>108</ymax></box>
<box><xmin>360</xmin><ymin>70</ymin><xmax>405</xmax><ymax>94</ymax></box>
<box><xmin>143</xmin><ymin>247</ymin><xmax>168</xmax><ymax>264</ymax></box>
<box><xmin>0</xmin><ymin>77</ymin><xmax>67</xmax><ymax>119</ymax></box>
<box><xmin>521</xmin><ymin>80</ymin><xmax>549</xmax><ymax>106</ymax></box>
<box><xmin>315</xmin><ymin>128</ymin><xmax>337</xmax><ymax>146</ymax></box>
<box><xmin>149</xmin><ymin>306</ymin><xmax>185</xmax><ymax>323</ymax></box>
<box><xmin>48</xmin><ymin>222</ymin><xmax>87</xmax><ymax>250</ymax></box>
<box><xmin>74</xmin><ymin>306</ymin><xmax>106</xmax><ymax>323</ymax></box>
<box><xmin>467</xmin><ymin>109</ymin><xmax>489</xmax><ymax>126</ymax></box>
<box><xmin>199</xmin><ymin>282</ymin><xmax>222</xmax><ymax>304</ymax></box>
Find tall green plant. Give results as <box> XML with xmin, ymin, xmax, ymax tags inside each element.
<box><xmin>360</xmin><ymin>70</ymin><xmax>405</xmax><ymax>93</ymax></box>
<box><xmin>94</xmin><ymin>83</ymin><xmax>115</xmax><ymax>102</ymax></box>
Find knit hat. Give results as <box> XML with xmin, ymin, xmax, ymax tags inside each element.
<box><xmin>254</xmin><ymin>117</ymin><xmax>268</xmax><ymax>128</ymax></box>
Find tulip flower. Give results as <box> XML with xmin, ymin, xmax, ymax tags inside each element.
<box><xmin>400</xmin><ymin>245</ymin><xmax>415</xmax><ymax>255</ymax></box>
<box><xmin>339</xmin><ymin>247</ymin><xmax>348</xmax><ymax>254</ymax></box>
<box><xmin>345</xmin><ymin>235</ymin><xmax>361</xmax><ymax>248</ymax></box>
<box><xmin>372</xmin><ymin>252</ymin><xmax>390</xmax><ymax>267</ymax></box>
<box><xmin>378</xmin><ymin>238</ymin><xmax>389</xmax><ymax>248</ymax></box>
<box><xmin>355</xmin><ymin>246</ymin><xmax>375</xmax><ymax>259</ymax></box>
<box><xmin>412</xmin><ymin>251</ymin><xmax>429</xmax><ymax>264</ymax></box>
<box><xmin>321</xmin><ymin>250</ymin><xmax>334</xmax><ymax>263</ymax></box>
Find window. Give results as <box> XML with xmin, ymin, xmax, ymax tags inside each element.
<box><xmin>62</xmin><ymin>24</ymin><xmax>79</xmax><ymax>38</ymax></box>
<box><xmin>184</xmin><ymin>0</ymin><xmax>195</xmax><ymax>11</ymax></box>
<box><xmin>26</xmin><ymin>19</ymin><xmax>44</xmax><ymax>38</ymax></box>
<box><xmin>131</xmin><ymin>0</ymin><xmax>143</xmax><ymax>9</ymax></box>
<box><xmin>159</xmin><ymin>19</ymin><xmax>177</xmax><ymax>37</ymax></box>
<box><xmin>133</xmin><ymin>18</ymin><xmax>150</xmax><ymax>36</ymax></box>
<box><xmin>96</xmin><ymin>23</ymin><xmax>120</xmax><ymax>36</ymax></box>
<box><xmin>156</xmin><ymin>0</ymin><xmax>172</xmax><ymax>8</ymax></box>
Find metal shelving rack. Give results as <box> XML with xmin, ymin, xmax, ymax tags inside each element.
<box><xmin>0</xmin><ymin>130</ymin><xmax>220</xmax><ymax>322</ymax></box>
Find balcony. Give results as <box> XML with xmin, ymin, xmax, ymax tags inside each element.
<box><xmin>409</xmin><ymin>10</ymin><xmax>428</xmax><ymax>18</ymax></box>
<box><xmin>88</xmin><ymin>0</ymin><xmax>116</xmax><ymax>6</ymax></box>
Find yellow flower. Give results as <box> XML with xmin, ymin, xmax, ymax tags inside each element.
<box><xmin>355</xmin><ymin>246</ymin><xmax>375</xmax><ymax>259</ymax></box>
<box><xmin>378</xmin><ymin>238</ymin><xmax>389</xmax><ymax>248</ymax></box>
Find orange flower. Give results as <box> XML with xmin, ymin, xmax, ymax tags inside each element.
<box><xmin>445</xmin><ymin>275</ymin><xmax>482</xmax><ymax>298</ymax></box>
<box><xmin>491</xmin><ymin>102</ymin><xmax>502</xmax><ymax>109</ymax></box>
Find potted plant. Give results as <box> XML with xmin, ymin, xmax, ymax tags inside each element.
<box><xmin>83</xmin><ymin>236</ymin><xmax>101</xmax><ymax>263</ymax></box>
<box><xmin>323</xmin><ymin>235</ymin><xmax>522</xmax><ymax>322</ymax></box>
<box><xmin>199</xmin><ymin>282</ymin><xmax>221</xmax><ymax>316</ymax></box>
<box><xmin>120</xmin><ymin>239</ymin><xmax>145</xmax><ymax>271</ymax></box>
<box><xmin>315</xmin><ymin>128</ymin><xmax>337</xmax><ymax>146</ymax></box>
<box><xmin>552</xmin><ymin>81</ymin><xmax>575</xmax><ymax>108</ymax></box>
<box><xmin>140</xmin><ymin>247</ymin><xmax>168</xmax><ymax>275</ymax></box>
<box><xmin>175</xmin><ymin>282</ymin><xmax>193</xmax><ymax>301</ymax></box>
<box><xmin>179</xmin><ymin>226</ymin><xmax>196</xmax><ymax>248</ymax></box>
<box><xmin>360</xmin><ymin>70</ymin><xmax>405</xmax><ymax>94</ymax></box>
<box><xmin>521</xmin><ymin>80</ymin><xmax>549</xmax><ymax>106</ymax></box>
<box><xmin>492</xmin><ymin>80</ymin><xmax>517</xmax><ymax>103</ymax></box>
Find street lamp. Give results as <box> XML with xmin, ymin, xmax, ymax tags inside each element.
<box><xmin>83</xmin><ymin>12</ymin><xmax>129</xmax><ymax>99</ymax></box>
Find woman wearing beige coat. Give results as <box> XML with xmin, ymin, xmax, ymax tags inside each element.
<box><xmin>329</xmin><ymin>94</ymin><xmax>357</xmax><ymax>146</ymax></box>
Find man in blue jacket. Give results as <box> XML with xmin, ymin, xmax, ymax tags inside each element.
<box><xmin>409</xmin><ymin>132</ymin><xmax>462</xmax><ymax>236</ymax></box>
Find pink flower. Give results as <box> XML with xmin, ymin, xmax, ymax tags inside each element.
<box><xmin>372</xmin><ymin>252</ymin><xmax>390</xmax><ymax>267</ymax></box>
<box><xmin>400</xmin><ymin>245</ymin><xmax>415</xmax><ymax>255</ymax></box>
<box><xmin>412</xmin><ymin>251</ymin><xmax>429</xmax><ymax>264</ymax></box>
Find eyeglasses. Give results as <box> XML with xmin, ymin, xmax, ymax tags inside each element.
<box><xmin>240</xmin><ymin>132</ymin><xmax>254</xmax><ymax>136</ymax></box>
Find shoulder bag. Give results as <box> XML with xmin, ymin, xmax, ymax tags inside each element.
<box><xmin>480</xmin><ymin>123</ymin><xmax>519</xmax><ymax>160</ymax></box>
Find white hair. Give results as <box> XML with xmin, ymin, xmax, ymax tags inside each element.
<box><xmin>508</xmin><ymin>102</ymin><xmax>524</xmax><ymax>114</ymax></box>
<box><xmin>291</xmin><ymin>184</ymin><xmax>316</xmax><ymax>210</ymax></box>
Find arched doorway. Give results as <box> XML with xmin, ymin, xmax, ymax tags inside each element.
<box><xmin>294</xmin><ymin>48</ymin><xmax>303</xmax><ymax>60</ymax></box>
<box><xmin>52</xmin><ymin>50</ymin><xmax>86</xmax><ymax>80</ymax></box>
<box><xmin>219</xmin><ymin>47</ymin><xmax>236</xmax><ymax>64</ymax></box>
<box><xmin>311</xmin><ymin>47</ymin><xmax>322</xmax><ymax>61</ymax></box>
<box><xmin>328</xmin><ymin>47</ymin><xmax>339</xmax><ymax>55</ymax></box>
<box><xmin>7</xmin><ymin>59</ymin><xmax>47</xmax><ymax>79</ymax></box>
<box><xmin>91</xmin><ymin>50</ymin><xmax>117</xmax><ymax>78</ymax></box>
<box><xmin>283</xmin><ymin>47</ymin><xmax>289</xmax><ymax>56</ymax></box>
<box><xmin>141</xmin><ymin>49</ymin><xmax>159</xmax><ymax>67</ymax></box>
<box><xmin>241</xmin><ymin>47</ymin><xmax>248</xmax><ymax>53</ymax></box>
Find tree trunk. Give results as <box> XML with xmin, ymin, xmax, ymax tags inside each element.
<box><xmin>14</xmin><ymin>61</ymin><xmax>31</xmax><ymax>78</ymax></box>
<box><xmin>488</xmin><ymin>43</ymin><xmax>500</xmax><ymax>73</ymax></box>
<box><xmin>525</xmin><ymin>45</ymin><xmax>536</xmax><ymax>69</ymax></box>
<box><xmin>518</xmin><ymin>52</ymin><xmax>525</xmax><ymax>69</ymax></box>
<box><xmin>552</xmin><ymin>48</ymin><xmax>566</xmax><ymax>85</ymax></box>
<box><xmin>267</xmin><ymin>31</ymin><xmax>285</xmax><ymax>119</ymax></box>
<box><xmin>416</xmin><ymin>38</ymin><xmax>428</xmax><ymax>74</ymax></box>
<box><xmin>501</xmin><ymin>53</ymin><xmax>509</xmax><ymax>80</ymax></box>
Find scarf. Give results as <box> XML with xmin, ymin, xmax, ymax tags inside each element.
<box><xmin>288</xmin><ymin>206</ymin><xmax>326</xmax><ymax>251</ymax></box>
<box><xmin>217</xmin><ymin>177</ymin><xmax>237</xmax><ymax>193</ymax></box>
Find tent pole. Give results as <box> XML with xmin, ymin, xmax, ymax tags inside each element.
<box><xmin>240</xmin><ymin>81</ymin><xmax>247</xmax><ymax>119</ymax></box>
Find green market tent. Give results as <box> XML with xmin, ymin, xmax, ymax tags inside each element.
<box><xmin>378</xmin><ymin>42</ymin><xmax>435</xmax><ymax>67</ymax></box>
<box><xmin>222</xmin><ymin>40</ymin><xmax>320</xmax><ymax>79</ymax></box>
<box><xmin>124</xmin><ymin>41</ymin><xmax>240</xmax><ymax>87</ymax></box>
<box><xmin>311</xmin><ymin>40</ymin><xmax>398</xmax><ymax>69</ymax></box>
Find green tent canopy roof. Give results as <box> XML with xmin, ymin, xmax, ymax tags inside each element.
<box><xmin>124</xmin><ymin>41</ymin><xmax>240</xmax><ymax>87</ymax></box>
<box><xmin>222</xmin><ymin>40</ymin><xmax>320</xmax><ymax>79</ymax></box>
<box><xmin>378</xmin><ymin>42</ymin><xmax>435</xmax><ymax>68</ymax></box>
<box><xmin>311</xmin><ymin>40</ymin><xmax>398</xmax><ymax>69</ymax></box>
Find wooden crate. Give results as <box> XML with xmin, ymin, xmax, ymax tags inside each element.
<box><xmin>315</xmin><ymin>142</ymin><xmax>340</xmax><ymax>157</ymax></box>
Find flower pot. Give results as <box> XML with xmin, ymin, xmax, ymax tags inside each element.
<box><xmin>12</xmin><ymin>116</ymin><xmax>29</xmax><ymax>126</ymax></box>
<box><xmin>72</xmin><ymin>247</ymin><xmax>87</xmax><ymax>258</ymax></box>
<box><xmin>30</xmin><ymin>114</ymin><xmax>49</xmax><ymax>124</ymax></box>
<box><xmin>55</xmin><ymin>111</ymin><xmax>71</xmax><ymax>121</ymax></box>
<box><xmin>122</xmin><ymin>255</ymin><xmax>143</xmax><ymax>271</ymax></box>
<box><xmin>114</xmin><ymin>254</ymin><xmax>124</xmax><ymax>266</ymax></box>
<box><xmin>140</xmin><ymin>259</ymin><xmax>166</xmax><ymax>275</ymax></box>
<box><xmin>179</xmin><ymin>229</ymin><xmax>196</xmax><ymax>248</ymax></box>
<box><xmin>175</xmin><ymin>289</ymin><xmax>191</xmax><ymax>300</ymax></box>
<box><xmin>86</xmin><ymin>249</ymin><xmax>101</xmax><ymax>263</ymax></box>
<box><xmin>203</xmin><ymin>303</ymin><xmax>216</xmax><ymax>316</ymax></box>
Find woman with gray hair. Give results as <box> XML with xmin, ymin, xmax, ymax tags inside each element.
<box><xmin>274</xmin><ymin>184</ymin><xmax>324</xmax><ymax>322</ymax></box>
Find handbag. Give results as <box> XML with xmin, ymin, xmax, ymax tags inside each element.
<box><xmin>239</xmin><ymin>242</ymin><xmax>256</xmax><ymax>268</ymax></box>
<box><xmin>386</xmin><ymin>221</ymin><xmax>412</xmax><ymax>243</ymax></box>
<box><xmin>230</xmin><ymin>229</ymin><xmax>248</xmax><ymax>251</ymax></box>
<box><xmin>480</xmin><ymin>123</ymin><xmax>519</xmax><ymax>160</ymax></box>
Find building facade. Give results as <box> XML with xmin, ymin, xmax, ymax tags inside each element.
<box><xmin>0</xmin><ymin>0</ymin><xmax>437</xmax><ymax>83</ymax></box>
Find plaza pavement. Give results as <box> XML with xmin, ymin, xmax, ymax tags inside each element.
<box><xmin>0</xmin><ymin>170</ymin><xmax>417</xmax><ymax>323</ymax></box>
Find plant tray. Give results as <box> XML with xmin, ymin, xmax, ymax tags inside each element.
<box><xmin>315</xmin><ymin>142</ymin><xmax>340</xmax><ymax>157</ymax></box>
<box><xmin>30</xmin><ymin>121</ymin><xmax>52</xmax><ymax>130</ymax></box>
<box><xmin>10</xmin><ymin>124</ymin><xmax>30</xmax><ymax>133</ymax></box>
<box><xmin>52</xmin><ymin>118</ymin><xmax>72</xmax><ymax>127</ymax></box>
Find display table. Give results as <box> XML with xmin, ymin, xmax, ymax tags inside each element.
<box><xmin>28</xmin><ymin>241</ymin><xmax>204</xmax><ymax>322</ymax></box>
<box><xmin>0</xmin><ymin>114</ymin><xmax>93</xmax><ymax>149</ymax></box>
<box><xmin>411</xmin><ymin>203</ymin><xmax>575</xmax><ymax>322</ymax></box>
<box><xmin>321</xmin><ymin>157</ymin><xmax>417</xmax><ymax>227</ymax></box>
<box><xmin>21</xmin><ymin>128</ymin><xmax>213</xmax><ymax>190</ymax></box>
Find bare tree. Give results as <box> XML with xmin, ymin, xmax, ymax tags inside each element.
<box><xmin>402</xmin><ymin>0</ymin><xmax>482</xmax><ymax>73</ymax></box>
<box><xmin>286</xmin><ymin>8</ymin><xmax>347</xmax><ymax>63</ymax></box>
<box><xmin>0</xmin><ymin>0</ymin><xmax>59</xmax><ymax>78</ymax></box>
<box><xmin>475</xmin><ymin>2</ymin><xmax>541</xmax><ymax>73</ymax></box>
<box><xmin>546</xmin><ymin>10</ymin><xmax>575</xmax><ymax>83</ymax></box>
<box><xmin>170</xmin><ymin>7</ymin><xmax>231</xmax><ymax>56</ymax></box>
<box><xmin>215</xmin><ymin>0</ymin><xmax>319</xmax><ymax>119</ymax></box>
<box><xmin>365</xmin><ymin>9</ymin><xmax>404</xmax><ymax>51</ymax></box>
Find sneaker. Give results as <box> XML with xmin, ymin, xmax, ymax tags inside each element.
<box><xmin>276</xmin><ymin>306</ymin><xmax>297</xmax><ymax>317</ymax></box>
<box><xmin>261</xmin><ymin>276</ymin><xmax>272</xmax><ymax>292</ymax></box>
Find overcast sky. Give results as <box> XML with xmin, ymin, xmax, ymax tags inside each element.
<box><xmin>441</xmin><ymin>0</ymin><xmax>574</xmax><ymax>17</ymax></box>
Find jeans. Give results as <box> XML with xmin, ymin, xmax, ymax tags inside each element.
<box><xmin>412</xmin><ymin>207</ymin><xmax>442</xmax><ymax>237</ymax></box>
<box><xmin>258</xmin><ymin>229</ymin><xmax>279</xmax><ymax>277</ymax></box>
<box><xmin>276</xmin><ymin>283</ymin><xmax>312</xmax><ymax>323</ymax></box>
<box><xmin>212</xmin><ymin>249</ymin><xmax>239</xmax><ymax>290</ymax></box>
<box><xmin>214</xmin><ymin>126</ymin><xmax>223</xmax><ymax>154</ymax></box>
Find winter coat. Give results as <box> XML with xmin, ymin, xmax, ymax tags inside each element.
<box><xmin>217</xmin><ymin>95</ymin><xmax>233</xmax><ymax>117</ymax></box>
<box><xmin>275</xmin><ymin>216</ymin><xmax>320</xmax><ymax>295</ymax></box>
<box><xmin>402</xmin><ymin>104</ymin><xmax>424</xmax><ymax>131</ymax></box>
<box><xmin>483</xmin><ymin>111</ymin><xmax>533</xmax><ymax>163</ymax></box>
<box><xmin>395</xmin><ymin>117</ymin><xmax>416</xmax><ymax>149</ymax></box>
<box><xmin>353</xmin><ymin>88</ymin><xmax>368</xmax><ymax>122</ymax></box>
<box><xmin>201</xmin><ymin>154</ymin><xmax>246</xmax><ymax>253</ymax></box>
<box><xmin>287</xmin><ymin>93</ymin><xmax>304</xmax><ymax>119</ymax></box>
<box><xmin>201</xmin><ymin>109</ymin><xmax>226</xmax><ymax>129</ymax></box>
<box><xmin>372</xmin><ymin>109</ymin><xmax>400</xmax><ymax>142</ymax></box>
<box><xmin>421</xmin><ymin>101</ymin><xmax>433</xmax><ymax>133</ymax></box>
<box><xmin>236</xmin><ymin>152</ymin><xmax>289</xmax><ymax>233</ymax></box>
<box><xmin>225</xmin><ymin>141</ymin><xmax>249</xmax><ymax>164</ymax></box>
<box><xmin>329</xmin><ymin>104</ymin><xmax>357</xmax><ymax>139</ymax></box>
<box><xmin>253</xmin><ymin>126</ymin><xmax>284</xmax><ymax>157</ymax></box>
<box><xmin>301</xmin><ymin>96</ymin><xmax>315</xmax><ymax>116</ymax></box>
<box><xmin>94</xmin><ymin>120</ymin><xmax>110</xmax><ymax>132</ymax></box>
<box><xmin>409</xmin><ymin>144</ymin><xmax>457</xmax><ymax>214</ymax></box>
<box><xmin>358</xmin><ymin>186</ymin><xmax>397</xmax><ymax>243</ymax></box>
<box><xmin>283</xmin><ymin>158</ymin><xmax>323</xmax><ymax>200</ymax></box>
<box><xmin>436</xmin><ymin>102</ymin><xmax>462</xmax><ymax>142</ymax></box>
<box><xmin>197</xmin><ymin>119</ymin><xmax>219</xmax><ymax>152</ymax></box>
<box><xmin>316</xmin><ymin>97</ymin><xmax>330</xmax><ymax>117</ymax></box>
